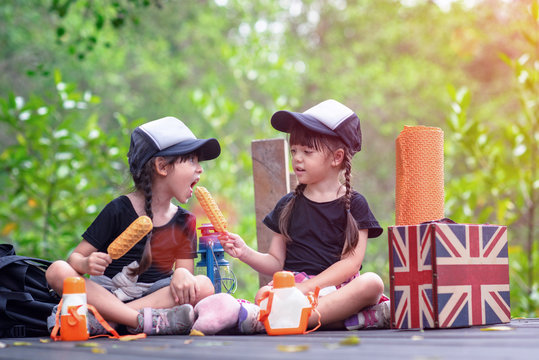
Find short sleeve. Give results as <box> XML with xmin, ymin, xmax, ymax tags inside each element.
<box><xmin>262</xmin><ymin>193</ymin><xmax>295</xmax><ymax>234</ymax></box>
<box><xmin>350</xmin><ymin>192</ymin><xmax>383</xmax><ymax>238</ymax></box>
<box><xmin>82</xmin><ymin>196</ymin><xmax>138</xmax><ymax>252</ymax></box>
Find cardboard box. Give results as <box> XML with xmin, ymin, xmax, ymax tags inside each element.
<box><xmin>388</xmin><ymin>222</ymin><xmax>510</xmax><ymax>329</ymax></box>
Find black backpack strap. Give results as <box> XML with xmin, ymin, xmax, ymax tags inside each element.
<box><xmin>0</xmin><ymin>291</ymin><xmax>34</xmax><ymax>318</ymax></box>
<box><xmin>0</xmin><ymin>255</ymin><xmax>56</xmax><ymax>302</ymax></box>
<box><xmin>0</xmin><ymin>244</ymin><xmax>52</xmax><ymax>271</ymax></box>
<box><xmin>0</xmin><ymin>245</ymin><xmax>59</xmax><ymax>338</ymax></box>
<box><xmin>0</xmin><ymin>255</ymin><xmax>52</xmax><ymax>271</ymax></box>
<box><xmin>0</xmin><ymin>244</ymin><xmax>16</xmax><ymax>257</ymax></box>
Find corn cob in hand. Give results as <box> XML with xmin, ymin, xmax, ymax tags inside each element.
<box><xmin>107</xmin><ymin>215</ymin><xmax>153</xmax><ymax>259</ymax></box>
<box><xmin>195</xmin><ymin>186</ymin><xmax>228</xmax><ymax>233</ymax></box>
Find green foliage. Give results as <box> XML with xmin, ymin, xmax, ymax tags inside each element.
<box><xmin>0</xmin><ymin>71</ymin><xmax>133</xmax><ymax>259</ymax></box>
<box><xmin>445</xmin><ymin>0</ymin><xmax>539</xmax><ymax>317</ymax></box>
<box><xmin>509</xmin><ymin>243</ymin><xmax>539</xmax><ymax>317</ymax></box>
<box><xmin>50</xmin><ymin>0</ymin><xmax>160</xmax><ymax>60</ymax></box>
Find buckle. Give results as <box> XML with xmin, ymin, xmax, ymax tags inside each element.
<box><xmin>11</xmin><ymin>325</ymin><xmax>26</xmax><ymax>337</ymax></box>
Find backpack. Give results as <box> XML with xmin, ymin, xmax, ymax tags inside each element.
<box><xmin>0</xmin><ymin>244</ymin><xmax>61</xmax><ymax>338</ymax></box>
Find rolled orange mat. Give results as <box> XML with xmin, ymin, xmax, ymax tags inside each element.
<box><xmin>395</xmin><ymin>126</ymin><xmax>444</xmax><ymax>225</ymax></box>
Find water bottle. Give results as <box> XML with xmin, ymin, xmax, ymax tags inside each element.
<box><xmin>196</xmin><ymin>224</ymin><xmax>235</xmax><ymax>293</ymax></box>
<box><xmin>257</xmin><ymin>271</ymin><xmax>315</xmax><ymax>335</ymax></box>
<box><xmin>60</xmin><ymin>276</ymin><xmax>89</xmax><ymax>341</ymax></box>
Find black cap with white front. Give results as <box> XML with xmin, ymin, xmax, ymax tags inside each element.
<box><xmin>271</xmin><ymin>99</ymin><xmax>362</xmax><ymax>154</ymax></box>
<box><xmin>128</xmin><ymin>116</ymin><xmax>221</xmax><ymax>177</ymax></box>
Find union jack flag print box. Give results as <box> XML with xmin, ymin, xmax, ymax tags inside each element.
<box><xmin>388</xmin><ymin>221</ymin><xmax>510</xmax><ymax>329</ymax></box>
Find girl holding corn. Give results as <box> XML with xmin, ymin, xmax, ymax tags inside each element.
<box><xmin>46</xmin><ymin>117</ymin><xmax>219</xmax><ymax>336</ymax></box>
<box><xmin>220</xmin><ymin>100</ymin><xmax>390</xmax><ymax>333</ymax></box>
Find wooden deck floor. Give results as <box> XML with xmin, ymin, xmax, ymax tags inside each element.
<box><xmin>1</xmin><ymin>318</ymin><xmax>537</xmax><ymax>360</ymax></box>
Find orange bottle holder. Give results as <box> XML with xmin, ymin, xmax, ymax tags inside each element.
<box><xmin>60</xmin><ymin>305</ymin><xmax>89</xmax><ymax>341</ymax></box>
<box><xmin>257</xmin><ymin>271</ymin><xmax>320</xmax><ymax>335</ymax></box>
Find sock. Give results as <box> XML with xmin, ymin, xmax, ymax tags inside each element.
<box><xmin>192</xmin><ymin>293</ymin><xmax>241</xmax><ymax>335</ymax></box>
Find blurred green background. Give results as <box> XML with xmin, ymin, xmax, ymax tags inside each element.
<box><xmin>1</xmin><ymin>0</ymin><xmax>537</xmax><ymax>317</ymax></box>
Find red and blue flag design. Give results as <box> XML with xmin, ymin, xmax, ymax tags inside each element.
<box><xmin>389</xmin><ymin>223</ymin><xmax>510</xmax><ymax>329</ymax></box>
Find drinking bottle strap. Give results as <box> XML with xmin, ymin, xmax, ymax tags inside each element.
<box><xmin>50</xmin><ymin>299</ymin><xmax>146</xmax><ymax>341</ymax></box>
<box><xmin>49</xmin><ymin>298</ymin><xmax>63</xmax><ymax>341</ymax></box>
<box><xmin>304</xmin><ymin>287</ymin><xmax>321</xmax><ymax>334</ymax></box>
<box><xmin>87</xmin><ymin>304</ymin><xmax>146</xmax><ymax>341</ymax></box>
<box><xmin>257</xmin><ymin>291</ymin><xmax>274</xmax><ymax>322</ymax></box>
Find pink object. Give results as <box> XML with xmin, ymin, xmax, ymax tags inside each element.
<box><xmin>192</xmin><ymin>293</ymin><xmax>240</xmax><ymax>335</ymax></box>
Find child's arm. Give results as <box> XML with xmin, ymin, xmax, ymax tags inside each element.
<box><xmin>67</xmin><ymin>239</ymin><xmax>112</xmax><ymax>276</ymax></box>
<box><xmin>219</xmin><ymin>231</ymin><xmax>286</xmax><ymax>276</ymax></box>
<box><xmin>296</xmin><ymin>229</ymin><xmax>368</xmax><ymax>294</ymax></box>
<box><xmin>170</xmin><ymin>258</ymin><xmax>199</xmax><ymax>305</ymax></box>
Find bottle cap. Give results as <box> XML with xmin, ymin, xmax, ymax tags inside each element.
<box><xmin>272</xmin><ymin>271</ymin><xmax>295</xmax><ymax>288</ymax></box>
<box><xmin>63</xmin><ymin>277</ymin><xmax>86</xmax><ymax>294</ymax></box>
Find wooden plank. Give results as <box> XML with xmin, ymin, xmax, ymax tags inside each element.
<box><xmin>1</xmin><ymin>319</ymin><xmax>538</xmax><ymax>360</ymax></box>
<box><xmin>251</xmin><ymin>138</ymin><xmax>290</xmax><ymax>287</ymax></box>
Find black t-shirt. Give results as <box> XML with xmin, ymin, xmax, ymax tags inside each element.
<box><xmin>263</xmin><ymin>191</ymin><xmax>382</xmax><ymax>275</ymax></box>
<box><xmin>82</xmin><ymin>195</ymin><xmax>197</xmax><ymax>283</ymax></box>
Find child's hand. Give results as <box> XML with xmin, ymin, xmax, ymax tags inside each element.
<box><xmin>85</xmin><ymin>252</ymin><xmax>112</xmax><ymax>276</ymax></box>
<box><xmin>218</xmin><ymin>232</ymin><xmax>247</xmax><ymax>259</ymax></box>
<box><xmin>170</xmin><ymin>267</ymin><xmax>199</xmax><ymax>305</ymax></box>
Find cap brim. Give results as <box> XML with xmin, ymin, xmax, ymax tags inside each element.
<box><xmin>271</xmin><ymin>111</ymin><xmax>336</xmax><ymax>136</ymax></box>
<box><xmin>155</xmin><ymin>138</ymin><xmax>221</xmax><ymax>161</ymax></box>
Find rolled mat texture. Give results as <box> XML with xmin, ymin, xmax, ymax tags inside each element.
<box><xmin>395</xmin><ymin>126</ymin><xmax>444</xmax><ymax>225</ymax></box>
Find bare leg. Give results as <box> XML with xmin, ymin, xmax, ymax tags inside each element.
<box><xmin>307</xmin><ymin>272</ymin><xmax>384</xmax><ymax>329</ymax></box>
<box><xmin>126</xmin><ymin>275</ymin><xmax>215</xmax><ymax>310</ymax></box>
<box><xmin>46</xmin><ymin>260</ymin><xmax>140</xmax><ymax>328</ymax></box>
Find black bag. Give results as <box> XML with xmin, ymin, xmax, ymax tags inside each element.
<box><xmin>0</xmin><ymin>244</ymin><xmax>61</xmax><ymax>338</ymax></box>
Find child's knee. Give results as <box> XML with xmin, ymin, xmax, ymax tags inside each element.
<box><xmin>195</xmin><ymin>275</ymin><xmax>216</xmax><ymax>301</ymax></box>
<box><xmin>361</xmin><ymin>272</ymin><xmax>384</xmax><ymax>300</ymax></box>
<box><xmin>45</xmin><ymin>260</ymin><xmax>73</xmax><ymax>291</ymax></box>
<box><xmin>346</xmin><ymin>272</ymin><xmax>384</xmax><ymax>305</ymax></box>
<box><xmin>45</xmin><ymin>260</ymin><xmax>68</xmax><ymax>281</ymax></box>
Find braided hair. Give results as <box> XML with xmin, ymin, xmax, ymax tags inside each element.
<box><xmin>128</xmin><ymin>152</ymin><xmax>197</xmax><ymax>276</ymax></box>
<box><xmin>278</xmin><ymin>123</ymin><xmax>360</xmax><ymax>257</ymax></box>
